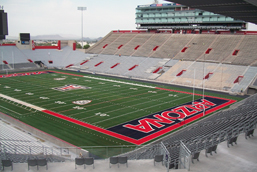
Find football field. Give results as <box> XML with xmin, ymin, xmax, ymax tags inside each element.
<box><xmin>0</xmin><ymin>70</ymin><xmax>238</xmax><ymax>146</ymax></box>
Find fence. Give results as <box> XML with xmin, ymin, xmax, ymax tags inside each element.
<box><xmin>0</xmin><ymin>144</ymin><xmax>167</xmax><ymax>163</ymax></box>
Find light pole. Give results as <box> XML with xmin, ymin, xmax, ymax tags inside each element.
<box><xmin>77</xmin><ymin>7</ymin><xmax>87</xmax><ymax>48</ymax></box>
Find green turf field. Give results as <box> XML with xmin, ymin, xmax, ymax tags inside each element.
<box><xmin>0</xmin><ymin>70</ymin><xmax>244</xmax><ymax>147</ymax></box>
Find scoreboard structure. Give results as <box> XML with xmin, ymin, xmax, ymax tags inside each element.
<box><xmin>0</xmin><ymin>7</ymin><xmax>8</xmax><ymax>40</ymax></box>
<box><xmin>20</xmin><ymin>33</ymin><xmax>30</xmax><ymax>45</ymax></box>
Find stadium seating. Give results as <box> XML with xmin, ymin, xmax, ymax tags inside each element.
<box><xmin>0</xmin><ymin>120</ymin><xmax>65</xmax><ymax>164</ymax></box>
<box><xmin>117</xmin><ymin>34</ymin><xmax>153</xmax><ymax>56</ymax></box>
<box><xmin>86</xmin><ymin>32</ymin><xmax>122</xmax><ymax>54</ymax></box>
<box><xmin>1</xmin><ymin>31</ymin><xmax>257</xmax><ymax>94</ymax></box>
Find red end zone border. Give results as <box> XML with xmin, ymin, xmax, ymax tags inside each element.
<box><xmin>0</xmin><ymin>71</ymin><xmax>237</xmax><ymax>145</ymax></box>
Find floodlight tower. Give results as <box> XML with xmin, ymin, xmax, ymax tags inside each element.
<box><xmin>77</xmin><ymin>7</ymin><xmax>87</xmax><ymax>48</ymax></box>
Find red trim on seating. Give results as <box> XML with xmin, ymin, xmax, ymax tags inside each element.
<box><xmin>181</xmin><ymin>47</ymin><xmax>188</xmax><ymax>52</ymax></box>
<box><xmin>118</xmin><ymin>45</ymin><xmax>123</xmax><ymax>49</ymax></box>
<box><xmin>95</xmin><ymin>61</ymin><xmax>103</xmax><ymax>67</ymax></box>
<box><xmin>153</xmin><ymin>46</ymin><xmax>159</xmax><ymax>51</ymax></box>
<box><xmin>205</xmin><ymin>48</ymin><xmax>212</xmax><ymax>54</ymax></box>
<box><xmin>234</xmin><ymin>75</ymin><xmax>244</xmax><ymax>84</ymax></box>
<box><xmin>3</xmin><ymin>60</ymin><xmax>8</xmax><ymax>64</ymax></box>
<box><xmin>134</xmin><ymin>45</ymin><xmax>140</xmax><ymax>50</ymax></box>
<box><xmin>0</xmin><ymin>43</ymin><xmax>16</xmax><ymax>46</ymax></box>
<box><xmin>232</xmin><ymin>50</ymin><xmax>239</xmax><ymax>56</ymax></box>
<box><xmin>65</xmin><ymin>64</ymin><xmax>73</xmax><ymax>68</ymax></box>
<box><xmin>176</xmin><ymin>70</ymin><xmax>186</xmax><ymax>76</ymax></box>
<box><xmin>153</xmin><ymin>67</ymin><xmax>162</xmax><ymax>73</ymax></box>
<box><xmin>80</xmin><ymin>60</ymin><xmax>89</xmax><ymax>65</ymax></box>
<box><xmin>103</xmin><ymin>44</ymin><xmax>108</xmax><ymax>48</ymax></box>
<box><xmin>112</xmin><ymin>30</ymin><xmax>257</xmax><ymax>35</ymax></box>
<box><xmin>35</xmin><ymin>46</ymin><xmax>59</xmax><ymax>49</ymax></box>
<box><xmin>27</xmin><ymin>59</ymin><xmax>33</xmax><ymax>63</ymax></box>
<box><xmin>111</xmin><ymin>63</ymin><xmax>120</xmax><ymax>69</ymax></box>
<box><xmin>204</xmin><ymin>72</ymin><xmax>213</xmax><ymax>80</ymax></box>
<box><xmin>129</xmin><ymin>65</ymin><xmax>138</xmax><ymax>71</ymax></box>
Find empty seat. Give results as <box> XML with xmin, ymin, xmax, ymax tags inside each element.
<box><xmin>118</xmin><ymin>156</ymin><xmax>128</xmax><ymax>168</ymax></box>
<box><xmin>245</xmin><ymin>129</ymin><xmax>254</xmax><ymax>139</ymax></box>
<box><xmin>109</xmin><ymin>156</ymin><xmax>118</xmax><ymax>168</ymax></box>
<box><xmin>154</xmin><ymin>154</ymin><xmax>163</xmax><ymax>166</ymax></box>
<box><xmin>191</xmin><ymin>151</ymin><xmax>200</xmax><ymax>163</ymax></box>
<box><xmin>205</xmin><ymin>145</ymin><xmax>218</xmax><ymax>157</ymax></box>
<box><xmin>75</xmin><ymin>158</ymin><xmax>85</xmax><ymax>169</ymax></box>
<box><xmin>37</xmin><ymin>159</ymin><xmax>48</xmax><ymax>170</ymax></box>
<box><xmin>2</xmin><ymin>160</ymin><xmax>13</xmax><ymax>171</ymax></box>
<box><xmin>84</xmin><ymin>157</ymin><xmax>94</xmax><ymax>169</ymax></box>
<box><xmin>227</xmin><ymin>136</ymin><xmax>238</xmax><ymax>147</ymax></box>
<box><xmin>27</xmin><ymin>159</ymin><xmax>37</xmax><ymax>170</ymax></box>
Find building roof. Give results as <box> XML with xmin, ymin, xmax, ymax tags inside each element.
<box><xmin>166</xmin><ymin>0</ymin><xmax>257</xmax><ymax>24</ymax></box>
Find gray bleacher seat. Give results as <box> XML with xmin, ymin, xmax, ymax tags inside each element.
<box><xmin>84</xmin><ymin>157</ymin><xmax>94</xmax><ymax>169</ymax></box>
<box><xmin>109</xmin><ymin>156</ymin><xmax>118</xmax><ymax>168</ymax></box>
<box><xmin>154</xmin><ymin>154</ymin><xmax>163</xmax><ymax>166</ymax></box>
<box><xmin>27</xmin><ymin>159</ymin><xmax>37</xmax><ymax>170</ymax></box>
<box><xmin>1</xmin><ymin>160</ymin><xmax>13</xmax><ymax>171</ymax></box>
<box><xmin>75</xmin><ymin>158</ymin><xmax>85</xmax><ymax>169</ymax></box>
<box><xmin>118</xmin><ymin>156</ymin><xmax>128</xmax><ymax>168</ymax></box>
<box><xmin>37</xmin><ymin>159</ymin><xmax>48</xmax><ymax>170</ymax></box>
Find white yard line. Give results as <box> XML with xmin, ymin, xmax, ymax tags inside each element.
<box><xmin>0</xmin><ymin>105</ymin><xmax>23</xmax><ymax>116</ymax></box>
<box><xmin>93</xmin><ymin>94</ymin><xmax>192</xmax><ymax>125</ymax></box>
<box><xmin>0</xmin><ymin>94</ymin><xmax>45</xmax><ymax>111</ymax></box>
<box><xmin>83</xmin><ymin>76</ymin><xmax>155</xmax><ymax>88</ymax></box>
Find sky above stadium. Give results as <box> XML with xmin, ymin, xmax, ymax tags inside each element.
<box><xmin>2</xmin><ymin>0</ymin><xmax>257</xmax><ymax>39</ymax></box>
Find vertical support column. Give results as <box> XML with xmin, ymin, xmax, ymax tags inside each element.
<box><xmin>73</xmin><ymin>42</ymin><xmax>76</xmax><ymax>51</ymax></box>
<box><xmin>31</xmin><ymin>40</ymin><xmax>35</xmax><ymax>50</ymax></box>
<box><xmin>58</xmin><ymin>40</ymin><xmax>61</xmax><ymax>50</ymax></box>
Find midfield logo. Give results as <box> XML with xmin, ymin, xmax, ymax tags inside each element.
<box><xmin>53</xmin><ymin>84</ymin><xmax>91</xmax><ymax>91</ymax></box>
<box><xmin>108</xmin><ymin>97</ymin><xmax>231</xmax><ymax>140</ymax></box>
<box><xmin>72</xmin><ymin>100</ymin><xmax>92</xmax><ymax>105</ymax></box>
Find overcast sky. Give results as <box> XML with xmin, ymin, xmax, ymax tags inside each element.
<box><xmin>2</xmin><ymin>0</ymin><xmax>257</xmax><ymax>38</ymax></box>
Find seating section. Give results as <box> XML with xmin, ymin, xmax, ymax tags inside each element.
<box><xmin>1</xmin><ymin>32</ymin><xmax>257</xmax><ymax>92</ymax></box>
<box><xmin>86</xmin><ymin>32</ymin><xmax>122</xmax><ymax>54</ymax></box>
<box><xmin>133</xmin><ymin>34</ymin><xmax>170</xmax><ymax>57</ymax></box>
<box><xmin>117</xmin><ymin>34</ymin><xmax>153</xmax><ymax>56</ymax></box>
<box><xmin>0</xmin><ymin>120</ymin><xmax>65</xmax><ymax>163</ymax></box>
<box><xmin>197</xmin><ymin>35</ymin><xmax>243</xmax><ymax>62</ymax></box>
<box><xmin>157</xmin><ymin>61</ymin><xmax>250</xmax><ymax>91</ymax></box>
<box><xmin>231</xmin><ymin>66</ymin><xmax>257</xmax><ymax>93</ymax></box>
<box><xmin>228</xmin><ymin>35</ymin><xmax>257</xmax><ymax>65</ymax></box>
<box><xmin>174</xmin><ymin>35</ymin><xmax>217</xmax><ymax>61</ymax></box>
<box><xmin>101</xmin><ymin>33</ymin><xmax>137</xmax><ymax>55</ymax></box>
<box><xmin>87</xmin><ymin>32</ymin><xmax>257</xmax><ymax>66</ymax></box>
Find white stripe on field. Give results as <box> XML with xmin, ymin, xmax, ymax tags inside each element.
<box><xmin>0</xmin><ymin>93</ymin><xmax>45</xmax><ymax>111</ymax></box>
<box><xmin>83</xmin><ymin>76</ymin><xmax>155</xmax><ymax>88</ymax></box>
<box><xmin>0</xmin><ymin>105</ymin><xmax>23</xmax><ymax>116</ymax></box>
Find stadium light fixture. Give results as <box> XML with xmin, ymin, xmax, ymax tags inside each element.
<box><xmin>77</xmin><ymin>7</ymin><xmax>87</xmax><ymax>48</ymax></box>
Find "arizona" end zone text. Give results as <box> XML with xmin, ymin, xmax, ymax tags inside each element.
<box><xmin>123</xmin><ymin>99</ymin><xmax>215</xmax><ymax>133</ymax></box>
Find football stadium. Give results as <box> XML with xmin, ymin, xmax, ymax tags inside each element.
<box><xmin>0</xmin><ymin>1</ymin><xmax>257</xmax><ymax>171</ymax></box>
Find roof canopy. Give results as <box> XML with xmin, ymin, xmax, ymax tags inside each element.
<box><xmin>166</xmin><ymin>0</ymin><xmax>257</xmax><ymax>24</ymax></box>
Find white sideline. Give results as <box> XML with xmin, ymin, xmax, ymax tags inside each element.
<box><xmin>83</xmin><ymin>76</ymin><xmax>155</xmax><ymax>88</ymax></box>
<box><xmin>0</xmin><ymin>93</ymin><xmax>45</xmax><ymax>111</ymax></box>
